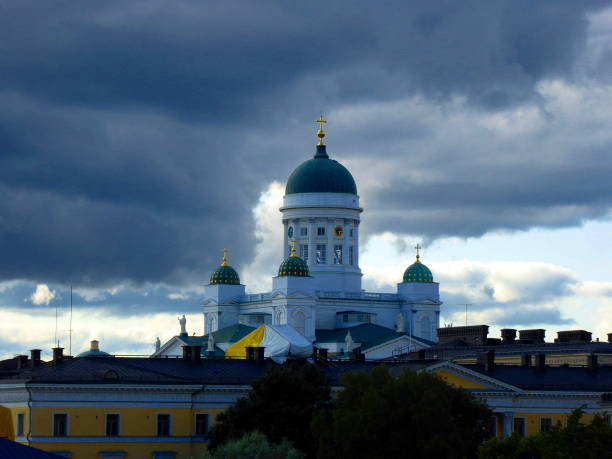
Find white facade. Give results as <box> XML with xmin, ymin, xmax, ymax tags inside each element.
<box><xmin>202</xmin><ymin>145</ymin><xmax>442</xmax><ymax>351</ymax></box>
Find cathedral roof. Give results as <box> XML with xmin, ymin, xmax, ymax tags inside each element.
<box><xmin>403</xmin><ymin>256</ymin><xmax>434</xmax><ymax>283</ymax></box>
<box><xmin>278</xmin><ymin>245</ymin><xmax>310</xmax><ymax>277</ymax></box>
<box><xmin>210</xmin><ymin>249</ymin><xmax>241</xmax><ymax>285</ymax></box>
<box><xmin>285</xmin><ymin>145</ymin><xmax>357</xmax><ymax>195</ymax></box>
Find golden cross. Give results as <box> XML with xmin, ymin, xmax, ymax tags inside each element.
<box><xmin>414</xmin><ymin>243</ymin><xmax>421</xmax><ymax>260</ymax></box>
<box><xmin>316</xmin><ymin>115</ymin><xmax>327</xmax><ymax>145</ymax></box>
<box><xmin>222</xmin><ymin>248</ymin><xmax>228</xmax><ymax>266</ymax></box>
<box><xmin>290</xmin><ymin>239</ymin><xmax>297</xmax><ymax>257</ymax></box>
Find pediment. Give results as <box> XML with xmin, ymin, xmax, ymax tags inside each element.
<box><xmin>424</xmin><ymin>361</ymin><xmax>521</xmax><ymax>392</ymax></box>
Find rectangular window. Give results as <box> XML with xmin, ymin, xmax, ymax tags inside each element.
<box><xmin>300</xmin><ymin>227</ymin><xmax>308</xmax><ymax>236</ymax></box>
<box><xmin>540</xmin><ymin>417</ymin><xmax>552</xmax><ymax>433</ymax></box>
<box><xmin>333</xmin><ymin>245</ymin><xmax>343</xmax><ymax>264</ymax></box>
<box><xmin>157</xmin><ymin>414</ymin><xmax>171</xmax><ymax>437</ymax></box>
<box><xmin>299</xmin><ymin>244</ymin><xmax>309</xmax><ymax>263</ymax></box>
<box><xmin>316</xmin><ymin>244</ymin><xmax>326</xmax><ymax>264</ymax></box>
<box><xmin>488</xmin><ymin>416</ymin><xmax>497</xmax><ymax>438</ymax></box>
<box><xmin>195</xmin><ymin>413</ymin><xmax>209</xmax><ymax>436</ymax></box>
<box><xmin>16</xmin><ymin>413</ymin><xmax>24</xmax><ymax>436</ymax></box>
<box><xmin>349</xmin><ymin>246</ymin><xmax>354</xmax><ymax>266</ymax></box>
<box><xmin>317</xmin><ymin>227</ymin><xmax>325</xmax><ymax>236</ymax></box>
<box><xmin>106</xmin><ymin>413</ymin><xmax>120</xmax><ymax>436</ymax></box>
<box><xmin>53</xmin><ymin>413</ymin><xmax>67</xmax><ymax>437</ymax></box>
<box><xmin>513</xmin><ymin>417</ymin><xmax>526</xmax><ymax>437</ymax></box>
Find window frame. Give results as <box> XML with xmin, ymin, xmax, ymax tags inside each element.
<box><xmin>105</xmin><ymin>413</ymin><xmax>121</xmax><ymax>437</ymax></box>
<box><xmin>194</xmin><ymin>413</ymin><xmax>209</xmax><ymax>436</ymax></box>
<box><xmin>52</xmin><ymin>412</ymin><xmax>69</xmax><ymax>437</ymax></box>
<box><xmin>299</xmin><ymin>244</ymin><xmax>309</xmax><ymax>263</ymax></box>
<box><xmin>540</xmin><ymin>417</ymin><xmax>553</xmax><ymax>433</ymax></box>
<box><xmin>16</xmin><ymin>412</ymin><xmax>24</xmax><ymax>437</ymax></box>
<box><xmin>156</xmin><ymin>413</ymin><xmax>172</xmax><ymax>437</ymax></box>
<box><xmin>315</xmin><ymin>244</ymin><xmax>327</xmax><ymax>264</ymax></box>
<box><xmin>513</xmin><ymin>417</ymin><xmax>526</xmax><ymax>437</ymax></box>
<box><xmin>300</xmin><ymin>227</ymin><xmax>308</xmax><ymax>237</ymax></box>
<box><xmin>317</xmin><ymin>227</ymin><xmax>325</xmax><ymax>236</ymax></box>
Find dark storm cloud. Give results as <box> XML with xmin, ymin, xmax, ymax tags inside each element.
<box><xmin>0</xmin><ymin>0</ymin><xmax>610</xmax><ymax>287</ymax></box>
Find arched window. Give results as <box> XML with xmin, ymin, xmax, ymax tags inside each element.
<box><xmin>420</xmin><ymin>316</ymin><xmax>431</xmax><ymax>340</ymax></box>
<box><xmin>293</xmin><ymin>311</ymin><xmax>306</xmax><ymax>335</ymax></box>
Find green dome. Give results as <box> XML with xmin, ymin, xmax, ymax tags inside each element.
<box><xmin>210</xmin><ymin>265</ymin><xmax>241</xmax><ymax>285</ymax></box>
<box><xmin>210</xmin><ymin>249</ymin><xmax>241</xmax><ymax>285</ymax></box>
<box><xmin>403</xmin><ymin>258</ymin><xmax>434</xmax><ymax>283</ymax></box>
<box><xmin>278</xmin><ymin>250</ymin><xmax>310</xmax><ymax>277</ymax></box>
<box><xmin>285</xmin><ymin>145</ymin><xmax>357</xmax><ymax>195</ymax></box>
<box><xmin>77</xmin><ymin>340</ymin><xmax>111</xmax><ymax>357</ymax></box>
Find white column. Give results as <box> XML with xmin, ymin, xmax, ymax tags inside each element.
<box><xmin>327</xmin><ymin>218</ymin><xmax>334</xmax><ymax>265</ymax></box>
<box><xmin>342</xmin><ymin>218</ymin><xmax>348</xmax><ymax>266</ymax></box>
<box><xmin>353</xmin><ymin>220</ymin><xmax>360</xmax><ymax>267</ymax></box>
<box><xmin>283</xmin><ymin>220</ymin><xmax>289</xmax><ymax>259</ymax></box>
<box><xmin>502</xmin><ymin>413</ymin><xmax>514</xmax><ymax>437</ymax></box>
<box><xmin>308</xmin><ymin>219</ymin><xmax>315</xmax><ymax>266</ymax></box>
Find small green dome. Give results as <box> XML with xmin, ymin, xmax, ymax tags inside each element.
<box><xmin>77</xmin><ymin>340</ymin><xmax>111</xmax><ymax>357</ymax></box>
<box><xmin>278</xmin><ymin>248</ymin><xmax>310</xmax><ymax>277</ymax></box>
<box><xmin>285</xmin><ymin>145</ymin><xmax>357</xmax><ymax>195</ymax></box>
<box><xmin>210</xmin><ymin>249</ymin><xmax>241</xmax><ymax>285</ymax></box>
<box><xmin>403</xmin><ymin>258</ymin><xmax>434</xmax><ymax>283</ymax></box>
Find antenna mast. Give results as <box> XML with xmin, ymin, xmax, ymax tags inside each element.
<box><xmin>69</xmin><ymin>284</ymin><xmax>73</xmax><ymax>356</ymax></box>
<box><xmin>458</xmin><ymin>303</ymin><xmax>472</xmax><ymax>326</ymax></box>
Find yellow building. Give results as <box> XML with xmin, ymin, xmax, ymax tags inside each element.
<box><xmin>1</xmin><ymin>347</ymin><xmax>611</xmax><ymax>458</ymax></box>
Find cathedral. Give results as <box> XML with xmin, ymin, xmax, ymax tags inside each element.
<box><xmin>157</xmin><ymin>118</ymin><xmax>442</xmax><ymax>359</ymax></box>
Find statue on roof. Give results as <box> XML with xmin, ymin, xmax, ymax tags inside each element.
<box><xmin>154</xmin><ymin>337</ymin><xmax>161</xmax><ymax>352</ymax></box>
<box><xmin>345</xmin><ymin>330</ymin><xmax>354</xmax><ymax>353</ymax></box>
<box><xmin>396</xmin><ymin>313</ymin><xmax>405</xmax><ymax>333</ymax></box>
<box><xmin>178</xmin><ymin>315</ymin><xmax>187</xmax><ymax>336</ymax></box>
<box><xmin>207</xmin><ymin>333</ymin><xmax>215</xmax><ymax>353</ymax></box>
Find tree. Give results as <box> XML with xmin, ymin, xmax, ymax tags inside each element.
<box><xmin>314</xmin><ymin>366</ymin><xmax>492</xmax><ymax>459</ymax></box>
<box><xmin>207</xmin><ymin>361</ymin><xmax>331</xmax><ymax>458</ymax></box>
<box><xmin>479</xmin><ymin>407</ymin><xmax>612</xmax><ymax>459</ymax></box>
<box><xmin>205</xmin><ymin>431</ymin><xmax>304</xmax><ymax>459</ymax></box>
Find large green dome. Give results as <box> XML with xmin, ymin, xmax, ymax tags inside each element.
<box><xmin>278</xmin><ymin>248</ymin><xmax>310</xmax><ymax>277</ymax></box>
<box><xmin>285</xmin><ymin>145</ymin><xmax>357</xmax><ymax>195</ymax></box>
<box><xmin>210</xmin><ymin>249</ymin><xmax>241</xmax><ymax>285</ymax></box>
<box><xmin>403</xmin><ymin>257</ymin><xmax>434</xmax><ymax>283</ymax></box>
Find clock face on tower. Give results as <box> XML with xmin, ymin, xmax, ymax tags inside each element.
<box><xmin>334</xmin><ymin>226</ymin><xmax>344</xmax><ymax>237</ymax></box>
<box><xmin>288</xmin><ymin>226</ymin><xmax>294</xmax><ymax>238</ymax></box>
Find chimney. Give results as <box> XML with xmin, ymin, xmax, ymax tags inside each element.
<box><xmin>191</xmin><ymin>345</ymin><xmax>202</xmax><ymax>362</ymax></box>
<box><xmin>500</xmin><ymin>329</ymin><xmax>516</xmax><ymax>343</ymax></box>
<box><xmin>607</xmin><ymin>333</ymin><xmax>612</xmax><ymax>344</ymax></box>
<box><xmin>254</xmin><ymin>346</ymin><xmax>265</xmax><ymax>361</ymax></box>
<box><xmin>587</xmin><ymin>353</ymin><xmax>598</xmax><ymax>371</ymax></box>
<box><xmin>520</xmin><ymin>353</ymin><xmax>532</xmax><ymax>367</ymax></box>
<box><xmin>29</xmin><ymin>349</ymin><xmax>42</xmax><ymax>368</ymax></box>
<box><xmin>351</xmin><ymin>348</ymin><xmax>365</xmax><ymax>362</ymax></box>
<box><xmin>52</xmin><ymin>347</ymin><xmax>64</xmax><ymax>364</ymax></box>
<box><xmin>182</xmin><ymin>345</ymin><xmax>193</xmax><ymax>360</ymax></box>
<box><xmin>484</xmin><ymin>350</ymin><xmax>495</xmax><ymax>371</ymax></box>
<box><xmin>245</xmin><ymin>346</ymin><xmax>255</xmax><ymax>360</ymax></box>
<box><xmin>534</xmin><ymin>353</ymin><xmax>546</xmax><ymax>370</ymax></box>
<box><xmin>16</xmin><ymin>355</ymin><xmax>28</xmax><ymax>369</ymax></box>
<box><xmin>519</xmin><ymin>329</ymin><xmax>545</xmax><ymax>344</ymax></box>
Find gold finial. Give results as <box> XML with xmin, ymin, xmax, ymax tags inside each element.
<box><xmin>221</xmin><ymin>248</ymin><xmax>229</xmax><ymax>266</ymax></box>
<box><xmin>290</xmin><ymin>239</ymin><xmax>298</xmax><ymax>257</ymax></box>
<box><xmin>414</xmin><ymin>243</ymin><xmax>422</xmax><ymax>263</ymax></box>
<box><xmin>316</xmin><ymin>114</ymin><xmax>327</xmax><ymax>146</ymax></box>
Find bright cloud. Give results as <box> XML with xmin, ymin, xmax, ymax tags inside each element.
<box><xmin>30</xmin><ymin>284</ymin><xmax>56</xmax><ymax>306</ymax></box>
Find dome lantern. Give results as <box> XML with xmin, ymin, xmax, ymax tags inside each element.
<box><xmin>210</xmin><ymin>248</ymin><xmax>241</xmax><ymax>285</ymax></box>
<box><xmin>403</xmin><ymin>244</ymin><xmax>434</xmax><ymax>283</ymax></box>
<box><xmin>278</xmin><ymin>241</ymin><xmax>310</xmax><ymax>277</ymax></box>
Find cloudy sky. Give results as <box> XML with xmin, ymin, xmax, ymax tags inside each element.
<box><xmin>1</xmin><ymin>0</ymin><xmax>612</xmax><ymax>359</ymax></box>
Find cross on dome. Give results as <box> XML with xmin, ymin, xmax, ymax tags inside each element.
<box><xmin>316</xmin><ymin>115</ymin><xmax>327</xmax><ymax>145</ymax></box>
<box><xmin>415</xmin><ymin>243</ymin><xmax>422</xmax><ymax>262</ymax></box>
